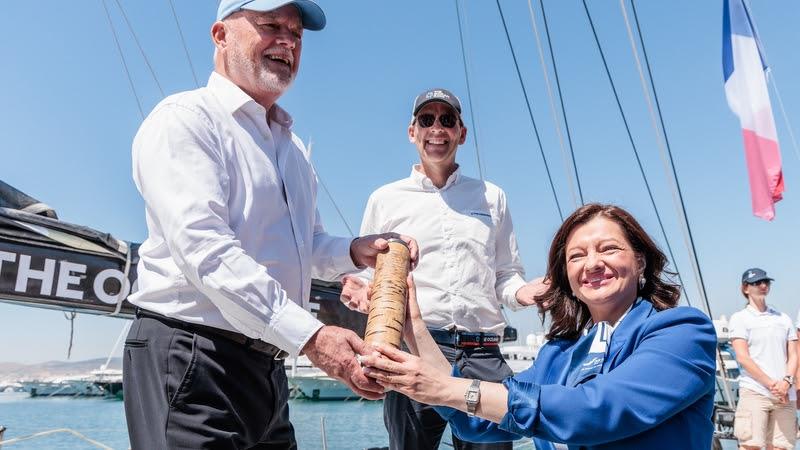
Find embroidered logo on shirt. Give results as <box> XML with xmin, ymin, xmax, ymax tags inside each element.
<box><xmin>469</xmin><ymin>211</ymin><xmax>492</xmax><ymax>219</ymax></box>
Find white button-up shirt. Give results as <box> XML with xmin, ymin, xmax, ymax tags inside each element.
<box><xmin>130</xmin><ymin>72</ymin><xmax>357</xmax><ymax>356</ymax></box>
<box><xmin>359</xmin><ymin>166</ymin><xmax>527</xmax><ymax>334</ymax></box>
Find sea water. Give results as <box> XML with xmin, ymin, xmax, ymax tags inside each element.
<box><xmin>0</xmin><ymin>392</ymin><xmax>774</xmax><ymax>449</ymax></box>
<box><xmin>0</xmin><ymin>392</ymin><xmax>390</xmax><ymax>449</ymax></box>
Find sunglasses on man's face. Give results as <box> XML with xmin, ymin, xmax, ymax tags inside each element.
<box><xmin>417</xmin><ymin>113</ymin><xmax>458</xmax><ymax>129</ymax></box>
<box><xmin>747</xmin><ymin>279</ymin><xmax>771</xmax><ymax>286</ymax></box>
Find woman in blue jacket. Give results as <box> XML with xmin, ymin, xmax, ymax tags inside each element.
<box><xmin>362</xmin><ymin>203</ymin><xmax>717</xmax><ymax>449</ymax></box>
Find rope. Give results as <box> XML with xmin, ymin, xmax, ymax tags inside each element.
<box><xmin>0</xmin><ymin>428</ymin><xmax>114</xmax><ymax>449</ymax></box>
<box><xmin>495</xmin><ymin>0</ymin><xmax>564</xmax><ymax>221</ymax></box>
<box><xmin>100</xmin><ymin>0</ymin><xmax>145</xmax><ymax>119</ymax></box>
<box><xmin>64</xmin><ymin>311</ymin><xmax>77</xmax><ymax>359</ymax></box>
<box><xmin>525</xmin><ymin>0</ymin><xmax>582</xmax><ymax>208</ymax></box>
<box><xmin>581</xmin><ymin>0</ymin><xmax>686</xmax><ymax>311</ymax></box>
<box><xmin>112</xmin><ymin>0</ymin><xmax>165</xmax><ymax>97</ymax></box>
<box><xmin>167</xmin><ymin>0</ymin><xmax>201</xmax><ymax>88</ymax></box>
<box><xmin>454</xmin><ymin>0</ymin><xmax>485</xmax><ymax>180</ymax></box>
<box><xmin>618</xmin><ymin>0</ymin><xmax>693</xmax><ymax>307</ymax></box>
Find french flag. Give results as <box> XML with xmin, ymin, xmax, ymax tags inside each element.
<box><xmin>723</xmin><ymin>0</ymin><xmax>784</xmax><ymax>221</ymax></box>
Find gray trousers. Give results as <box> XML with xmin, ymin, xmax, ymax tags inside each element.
<box><xmin>383</xmin><ymin>342</ymin><xmax>515</xmax><ymax>450</ymax></box>
<box><xmin>122</xmin><ymin>314</ymin><xmax>296</xmax><ymax>450</ymax></box>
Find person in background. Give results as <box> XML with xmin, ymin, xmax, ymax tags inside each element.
<box><xmin>361</xmin><ymin>203</ymin><xmax>717</xmax><ymax>450</ymax></box>
<box><xmin>124</xmin><ymin>1</ymin><xmax>417</xmax><ymax>448</ymax></box>
<box><xmin>341</xmin><ymin>88</ymin><xmax>545</xmax><ymax>450</ymax></box>
<box><xmin>730</xmin><ymin>268</ymin><xmax>797</xmax><ymax>450</ymax></box>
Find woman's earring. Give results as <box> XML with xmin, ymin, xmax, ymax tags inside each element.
<box><xmin>638</xmin><ymin>274</ymin><xmax>646</xmax><ymax>290</ymax></box>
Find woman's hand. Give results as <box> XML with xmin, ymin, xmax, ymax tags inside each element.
<box><xmin>402</xmin><ymin>274</ymin><xmax>424</xmax><ymax>350</ymax></box>
<box><xmin>362</xmin><ymin>343</ymin><xmax>453</xmax><ymax>406</ymax></box>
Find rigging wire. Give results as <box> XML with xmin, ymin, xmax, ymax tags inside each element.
<box><xmin>741</xmin><ymin>1</ymin><xmax>800</xmax><ymax>163</ymax></box>
<box><xmin>628</xmin><ymin>4</ymin><xmax>735</xmax><ymax>408</ymax></box>
<box><xmin>495</xmin><ymin>0</ymin><xmax>564</xmax><ymax>221</ymax></box>
<box><xmin>769</xmin><ymin>74</ymin><xmax>800</xmax><ymax>163</ymax></box>
<box><xmin>580</xmin><ymin>0</ymin><xmax>690</xmax><ymax>310</ymax></box>
<box><xmin>525</xmin><ymin>0</ymin><xmax>583</xmax><ymax>208</ymax></box>
<box><xmin>454</xmin><ymin>0</ymin><xmax>485</xmax><ymax>181</ymax></box>
<box><xmin>627</xmin><ymin>0</ymin><xmax>720</xmax><ymax>314</ymax></box>
<box><xmin>112</xmin><ymin>0</ymin><xmax>165</xmax><ymax>97</ymax></box>
<box><xmin>618</xmin><ymin>0</ymin><xmax>693</xmax><ymax>307</ymax></box>
<box><xmin>308</xmin><ymin>140</ymin><xmax>355</xmax><ymax>237</ymax></box>
<box><xmin>167</xmin><ymin>0</ymin><xmax>201</xmax><ymax>88</ymax></box>
<box><xmin>537</xmin><ymin>0</ymin><xmax>584</xmax><ymax>208</ymax></box>
<box><xmin>100</xmin><ymin>0</ymin><xmax>145</xmax><ymax>119</ymax></box>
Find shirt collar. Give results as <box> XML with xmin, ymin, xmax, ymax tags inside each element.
<box><xmin>207</xmin><ymin>72</ymin><xmax>294</xmax><ymax>129</ymax></box>
<box><xmin>745</xmin><ymin>304</ymin><xmax>777</xmax><ymax>316</ymax></box>
<box><xmin>583</xmin><ymin>298</ymin><xmax>640</xmax><ymax>336</ymax></box>
<box><xmin>409</xmin><ymin>164</ymin><xmax>461</xmax><ymax>189</ymax></box>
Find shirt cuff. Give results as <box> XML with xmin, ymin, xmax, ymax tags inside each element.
<box><xmin>498</xmin><ymin>377</ymin><xmax>540</xmax><ymax>438</ymax></box>
<box><xmin>334</xmin><ymin>237</ymin><xmax>362</xmax><ymax>273</ymax></box>
<box><xmin>501</xmin><ymin>275</ymin><xmax>528</xmax><ymax>311</ymax></box>
<box><xmin>264</xmin><ymin>299</ymin><xmax>324</xmax><ymax>357</ymax></box>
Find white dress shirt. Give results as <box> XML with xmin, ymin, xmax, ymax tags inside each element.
<box><xmin>130</xmin><ymin>72</ymin><xmax>357</xmax><ymax>356</ymax></box>
<box><xmin>359</xmin><ymin>166</ymin><xmax>527</xmax><ymax>334</ymax></box>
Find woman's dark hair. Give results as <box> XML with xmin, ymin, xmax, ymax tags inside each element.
<box><xmin>536</xmin><ymin>203</ymin><xmax>681</xmax><ymax>340</ymax></box>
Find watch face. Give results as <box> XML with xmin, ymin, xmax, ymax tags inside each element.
<box><xmin>467</xmin><ymin>392</ymin><xmax>479</xmax><ymax>402</ymax></box>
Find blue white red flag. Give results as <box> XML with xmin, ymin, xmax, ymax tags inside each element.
<box><xmin>723</xmin><ymin>0</ymin><xmax>784</xmax><ymax>220</ymax></box>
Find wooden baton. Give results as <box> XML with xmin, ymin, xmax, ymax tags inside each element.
<box><xmin>364</xmin><ymin>238</ymin><xmax>410</xmax><ymax>348</ymax></box>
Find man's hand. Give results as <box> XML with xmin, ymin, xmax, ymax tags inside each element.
<box><xmin>515</xmin><ymin>276</ymin><xmax>549</xmax><ymax>307</ymax></box>
<box><xmin>770</xmin><ymin>379</ymin><xmax>790</xmax><ymax>403</ymax></box>
<box><xmin>350</xmin><ymin>233</ymin><xmax>419</xmax><ymax>270</ymax></box>
<box><xmin>302</xmin><ymin>326</ymin><xmax>384</xmax><ymax>400</ymax></box>
<box><xmin>340</xmin><ymin>275</ymin><xmax>370</xmax><ymax>314</ymax></box>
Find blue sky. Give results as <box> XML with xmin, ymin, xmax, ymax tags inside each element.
<box><xmin>1</xmin><ymin>0</ymin><xmax>799</xmax><ymax>363</ymax></box>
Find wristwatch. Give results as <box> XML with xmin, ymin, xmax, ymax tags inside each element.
<box><xmin>783</xmin><ymin>375</ymin><xmax>795</xmax><ymax>385</ymax></box>
<box><xmin>465</xmin><ymin>379</ymin><xmax>481</xmax><ymax>416</ymax></box>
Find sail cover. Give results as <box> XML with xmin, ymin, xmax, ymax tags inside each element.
<box><xmin>0</xmin><ymin>181</ymin><xmax>365</xmax><ymax>335</ymax></box>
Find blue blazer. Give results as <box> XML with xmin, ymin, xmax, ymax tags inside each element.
<box><xmin>436</xmin><ymin>300</ymin><xmax>717</xmax><ymax>449</ymax></box>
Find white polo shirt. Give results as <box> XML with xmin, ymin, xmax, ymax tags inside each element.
<box><xmin>728</xmin><ymin>305</ymin><xmax>797</xmax><ymax>400</ymax></box>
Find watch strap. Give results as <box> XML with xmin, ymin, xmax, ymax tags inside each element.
<box><xmin>465</xmin><ymin>379</ymin><xmax>481</xmax><ymax>416</ymax></box>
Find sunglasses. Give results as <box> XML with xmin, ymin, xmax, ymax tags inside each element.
<box><xmin>416</xmin><ymin>113</ymin><xmax>458</xmax><ymax>129</ymax></box>
<box><xmin>746</xmin><ymin>279</ymin><xmax>771</xmax><ymax>286</ymax></box>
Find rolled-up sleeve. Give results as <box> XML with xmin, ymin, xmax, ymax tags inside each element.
<box><xmin>133</xmin><ymin>103</ymin><xmax>322</xmax><ymax>355</ymax></box>
<box><xmin>493</xmin><ymin>190</ymin><xmax>527</xmax><ymax>310</ymax></box>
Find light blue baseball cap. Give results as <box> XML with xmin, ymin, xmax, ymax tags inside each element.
<box><xmin>217</xmin><ymin>0</ymin><xmax>326</xmax><ymax>30</ymax></box>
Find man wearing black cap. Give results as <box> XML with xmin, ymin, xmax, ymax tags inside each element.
<box><xmin>342</xmin><ymin>88</ymin><xmax>544</xmax><ymax>449</ymax></box>
<box><xmin>729</xmin><ymin>268</ymin><xmax>797</xmax><ymax>450</ymax></box>
<box><xmin>124</xmin><ymin>1</ymin><xmax>418</xmax><ymax>448</ymax></box>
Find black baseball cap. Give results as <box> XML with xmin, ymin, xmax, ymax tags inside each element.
<box><xmin>411</xmin><ymin>88</ymin><xmax>462</xmax><ymax>116</ymax></box>
<box><xmin>741</xmin><ymin>268</ymin><xmax>774</xmax><ymax>284</ymax></box>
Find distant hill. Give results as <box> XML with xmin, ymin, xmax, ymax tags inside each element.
<box><xmin>0</xmin><ymin>357</ymin><xmax>122</xmax><ymax>383</ymax></box>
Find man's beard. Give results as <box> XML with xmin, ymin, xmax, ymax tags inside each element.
<box><xmin>231</xmin><ymin>47</ymin><xmax>294</xmax><ymax>96</ymax></box>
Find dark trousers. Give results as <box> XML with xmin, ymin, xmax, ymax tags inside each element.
<box><xmin>123</xmin><ymin>314</ymin><xmax>296</xmax><ymax>450</ymax></box>
<box><xmin>383</xmin><ymin>342</ymin><xmax>515</xmax><ymax>450</ymax></box>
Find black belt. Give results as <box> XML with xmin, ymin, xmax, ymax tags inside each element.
<box><xmin>428</xmin><ymin>328</ymin><xmax>501</xmax><ymax>348</ymax></box>
<box><xmin>135</xmin><ymin>308</ymin><xmax>288</xmax><ymax>359</ymax></box>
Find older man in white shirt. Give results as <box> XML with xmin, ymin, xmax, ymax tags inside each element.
<box><xmin>124</xmin><ymin>1</ymin><xmax>416</xmax><ymax>449</ymax></box>
<box><xmin>342</xmin><ymin>88</ymin><xmax>543</xmax><ymax>450</ymax></box>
